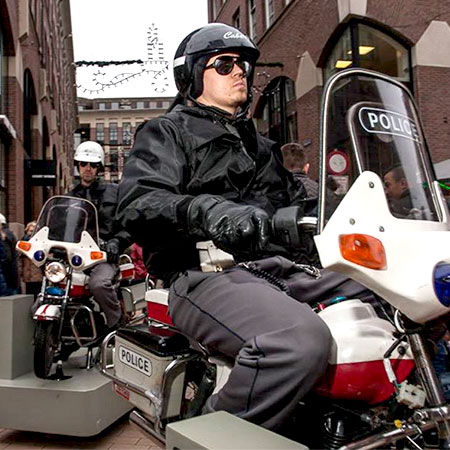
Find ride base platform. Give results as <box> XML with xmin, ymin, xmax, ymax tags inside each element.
<box><xmin>0</xmin><ymin>294</ymin><xmax>131</xmax><ymax>436</ymax></box>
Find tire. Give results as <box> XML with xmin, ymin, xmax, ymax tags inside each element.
<box><xmin>34</xmin><ymin>321</ymin><xmax>58</xmax><ymax>379</ymax></box>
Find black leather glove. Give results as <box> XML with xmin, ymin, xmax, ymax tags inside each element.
<box><xmin>105</xmin><ymin>238</ymin><xmax>120</xmax><ymax>265</ymax></box>
<box><xmin>187</xmin><ymin>195</ymin><xmax>270</xmax><ymax>256</ymax></box>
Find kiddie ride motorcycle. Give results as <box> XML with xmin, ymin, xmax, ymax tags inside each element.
<box><xmin>16</xmin><ymin>195</ymin><xmax>142</xmax><ymax>380</ymax></box>
<box><xmin>101</xmin><ymin>69</ymin><xmax>450</xmax><ymax>449</ymax></box>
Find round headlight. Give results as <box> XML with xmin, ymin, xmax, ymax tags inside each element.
<box><xmin>45</xmin><ymin>262</ymin><xmax>67</xmax><ymax>283</ymax></box>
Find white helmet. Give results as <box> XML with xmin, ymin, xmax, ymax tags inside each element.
<box><xmin>0</xmin><ymin>213</ymin><xmax>6</xmax><ymax>225</ymax></box>
<box><xmin>74</xmin><ymin>141</ymin><xmax>104</xmax><ymax>166</ymax></box>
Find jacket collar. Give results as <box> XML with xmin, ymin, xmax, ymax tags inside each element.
<box><xmin>170</xmin><ymin>104</ymin><xmax>254</xmax><ymax>149</ymax></box>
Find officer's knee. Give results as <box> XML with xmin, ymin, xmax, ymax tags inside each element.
<box><xmin>89</xmin><ymin>274</ymin><xmax>113</xmax><ymax>295</ymax></box>
<box><xmin>289</xmin><ymin>317</ymin><xmax>332</xmax><ymax>372</ymax></box>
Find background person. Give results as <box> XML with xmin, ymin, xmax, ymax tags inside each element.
<box><xmin>18</xmin><ymin>221</ymin><xmax>42</xmax><ymax>298</ymax></box>
<box><xmin>67</xmin><ymin>141</ymin><xmax>129</xmax><ymax>331</ymax></box>
<box><xmin>0</xmin><ymin>213</ymin><xmax>19</xmax><ymax>295</ymax></box>
<box><xmin>281</xmin><ymin>142</ymin><xmax>318</xmax><ymax>199</ymax></box>
<box><xmin>116</xmin><ymin>23</ymin><xmax>367</xmax><ymax>432</ymax></box>
<box><xmin>383</xmin><ymin>165</ymin><xmax>413</xmax><ymax>218</ymax></box>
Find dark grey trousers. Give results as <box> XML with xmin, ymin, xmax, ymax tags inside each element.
<box><xmin>89</xmin><ymin>262</ymin><xmax>121</xmax><ymax>327</ymax></box>
<box><xmin>169</xmin><ymin>255</ymin><xmax>367</xmax><ymax>431</ymax></box>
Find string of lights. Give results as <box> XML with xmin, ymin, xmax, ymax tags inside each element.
<box><xmin>76</xmin><ymin>24</ymin><xmax>169</xmax><ymax>95</ymax></box>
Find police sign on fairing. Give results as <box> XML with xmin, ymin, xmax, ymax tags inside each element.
<box><xmin>358</xmin><ymin>107</ymin><xmax>420</xmax><ymax>143</ymax></box>
<box><xmin>119</xmin><ymin>345</ymin><xmax>152</xmax><ymax>376</ymax></box>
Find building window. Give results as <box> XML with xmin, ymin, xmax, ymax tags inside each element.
<box><xmin>323</xmin><ymin>22</ymin><xmax>411</xmax><ymax>86</ymax></box>
<box><xmin>98</xmin><ymin>102</ymin><xmax>106</xmax><ymax>110</ymax></box>
<box><xmin>258</xmin><ymin>76</ymin><xmax>296</xmax><ymax>145</ymax></box>
<box><xmin>248</xmin><ymin>0</ymin><xmax>257</xmax><ymax>40</ymax></box>
<box><xmin>111</xmin><ymin>102</ymin><xmax>119</xmax><ymax>109</ymax></box>
<box><xmin>286</xmin><ymin>114</ymin><xmax>297</xmax><ymax>143</ymax></box>
<box><xmin>96</xmin><ymin>123</ymin><xmax>104</xmax><ymax>143</ymax></box>
<box><xmin>109</xmin><ymin>148</ymin><xmax>119</xmax><ymax>180</ymax></box>
<box><xmin>122</xmin><ymin>122</ymin><xmax>132</xmax><ymax>145</ymax></box>
<box><xmin>109</xmin><ymin>122</ymin><xmax>118</xmax><ymax>145</ymax></box>
<box><xmin>285</xmin><ymin>78</ymin><xmax>296</xmax><ymax>102</ymax></box>
<box><xmin>136</xmin><ymin>101</ymin><xmax>144</xmax><ymax>109</ymax></box>
<box><xmin>233</xmin><ymin>8</ymin><xmax>241</xmax><ymax>29</ymax></box>
<box><xmin>157</xmin><ymin>101</ymin><xmax>163</xmax><ymax>108</ymax></box>
<box><xmin>265</xmin><ymin>0</ymin><xmax>275</xmax><ymax>28</ymax></box>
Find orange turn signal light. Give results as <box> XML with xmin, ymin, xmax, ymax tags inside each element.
<box><xmin>90</xmin><ymin>251</ymin><xmax>105</xmax><ymax>260</ymax></box>
<box><xmin>17</xmin><ymin>241</ymin><xmax>32</xmax><ymax>252</ymax></box>
<box><xmin>339</xmin><ymin>234</ymin><xmax>386</xmax><ymax>270</ymax></box>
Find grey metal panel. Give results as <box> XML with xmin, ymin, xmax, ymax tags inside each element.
<box><xmin>166</xmin><ymin>411</ymin><xmax>309</xmax><ymax>450</ymax></box>
<box><xmin>0</xmin><ymin>294</ymin><xmax>34</xmax><ymax>379</ymax></box>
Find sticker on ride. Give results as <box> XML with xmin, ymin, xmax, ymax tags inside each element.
<box><xmin>358</xmin><ymin>106</ymin><xmax>420</xmax><ymax>143</ymax></box>
<box><xmin>118</xmin><ymin>345</ymin><xmax>152</xmax><ymax>376</ymax></box>
<box><xmin>113</xmin><ymin>382</ymin><xmax>130</xmax><ymax>400</ymax></box>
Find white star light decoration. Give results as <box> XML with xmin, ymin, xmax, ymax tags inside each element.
<box><xmin>76</xmin><ymin>24</ymin><xmax>169</xmax><ymax>95</ymax></box>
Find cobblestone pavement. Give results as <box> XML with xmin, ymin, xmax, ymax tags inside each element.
<box><xmin>0</xmin><ymin>415</ymin><xmax>164</xmax><ymax>450</ymax></box>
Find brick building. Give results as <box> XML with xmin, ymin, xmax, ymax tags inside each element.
<box><xmin>76</xmin><ymin>96</ymin><xmax>174</xmax><ymax>182</ymax></box>
<box><xmin>209</xmin><ymin>0</ymin><xmax>450</xmax><ymax>180</ymax></box>
<box><xmin>0</xmin><ymin>0</ymin><xmax>77</xmax><ymax>235</ymax></box>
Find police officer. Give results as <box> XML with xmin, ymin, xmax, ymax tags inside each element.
<box><xmin>68</xmin><ymin>141</ymin><xmax>128</xmax><ymax>330</ymax></box>
<box><xmin>117</xmin><ymin>24</ymin><xmax>365</xmax><ymax>431</ymax></box>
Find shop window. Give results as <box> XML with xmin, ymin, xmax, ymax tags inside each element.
<box><xmin>323</xmin><ymin>22</ymin><xmax>411</xmax><ymax>86</ymax></box>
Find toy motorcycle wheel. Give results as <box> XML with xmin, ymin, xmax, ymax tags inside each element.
<box><xmin>34</xmin><ymin>321</ymin><xmax>58</xmax><ymax>379</ymax></box>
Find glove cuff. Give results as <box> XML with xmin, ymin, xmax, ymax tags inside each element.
<box><xmin>186</xmin><ymin>194</ymin><xmax>226</xmax><ymax>238</ymax></box>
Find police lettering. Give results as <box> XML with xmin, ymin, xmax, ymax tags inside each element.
<box><xmin>119</xmin><ymin>345</ymin><xmax>152</xmax><ymax>376</ymax></box>
<box><xmin>359</xmin><ymin>107</ymin><xmax>420</xmax><ymax>143</ymax></box>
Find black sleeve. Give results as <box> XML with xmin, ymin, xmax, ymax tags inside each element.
<box><xmin>116</xmin><ymin>116</ymin><xmax>196</xmax><ymax>251</ymax></box>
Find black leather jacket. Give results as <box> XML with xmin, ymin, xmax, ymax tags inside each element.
<box><xmin>117</xmin><ymin>104</ymin><xmax>306</xmax><ymax>282</ymax></box>
<box><xmin>67</xmin><ymin>179</ymin><xmax>129</xmax><ymax>248</ymax></box>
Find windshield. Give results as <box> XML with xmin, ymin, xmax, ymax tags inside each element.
<box><xmin>321</xmin><ymin>71</ymin><xmax>440</xmax><ymax>225</ymax></box>
<box><xmin>34</xmin><ymin>196</ymin><xmax>99</xmax><ymax>244</ymax></box>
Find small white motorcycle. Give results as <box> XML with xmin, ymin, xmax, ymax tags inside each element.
<box><xmin>17</xmin><ymin>196</ymin><xmax>141</xmax><ymax>379</ymax></box>
<box><xmin>101</xmin><ymin>69</ymin><xmax>450</xmax><ymax>449</ymax></box>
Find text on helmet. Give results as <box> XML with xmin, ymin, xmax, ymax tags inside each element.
<box><xmin>224</xmin><ymin>31</ymin><xmax>247</xmax><ymax>40</ymax></box>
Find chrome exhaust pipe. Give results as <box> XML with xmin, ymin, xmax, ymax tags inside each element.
<box><xmin>340</xmin><ymin>404</ymin><xmax>450</xmax><ymax>450</ymax></box>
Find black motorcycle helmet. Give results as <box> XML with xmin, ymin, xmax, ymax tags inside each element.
<box><xmin>173</xmin><ymin>23</ymin><xmax>260</xmax><ymax>101</ymax></box>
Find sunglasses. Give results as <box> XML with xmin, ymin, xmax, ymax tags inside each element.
<box><xmin>79</xmin><ymin>161</ymin><xmax>101</xmax><ymax>169</ymax></box>
<box><xmin>205</xmin><ymin>56</ymin><xmax>252</xmax><ymax>77</ymax></box>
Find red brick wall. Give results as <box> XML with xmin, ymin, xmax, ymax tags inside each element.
<box><xmin>414</xmin><ymin>65</ymin><xmax>450</xmax><ymax>163</ymax></box>
<box><xmin>214</xmin><ymin>0</ymin><xmax>450</xmax><ymax>166</ymax></box>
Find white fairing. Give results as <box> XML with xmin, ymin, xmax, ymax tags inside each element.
<box><xmin>18</xmin><ymin>226</ymin><xmax>106</xmax><ymax>271</ymax></box>
<box><xmin>318</xmin><ymin>299</ymin><xmax>412</xmax><ymax>364</ymax></box>
<box><xmin>34</xmin><ymin>304</ymin><xmax>61</xmax><ymax>321</ymax></box>
<box><xmin>315</xmin><ymin>171</ymin><xmax>450</xmax><ymax>323</ymax></box>
<box><xmin>71</xmin><ymin>271</ymin><xmax>89</xmax><ymax>287</ymax></box>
